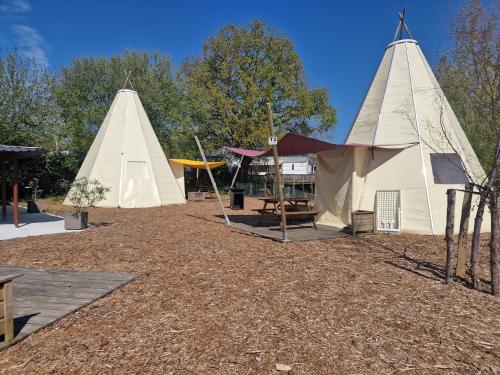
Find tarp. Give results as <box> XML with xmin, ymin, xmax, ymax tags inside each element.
<box><xmin>227</xmin><ymin>133</ymin><xmax>410</xmax><ymax>158</ymax></box>
<box><xmin>226</xmin><ymin>147</ymin><xmax>265</xmax><ymax>157</ymax></box>
<box><xmin>169</xmin><ymin>159</ymin><xmax>226</xmax><ymax>169</ymax></box>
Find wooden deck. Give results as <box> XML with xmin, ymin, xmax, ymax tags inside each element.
<box><xmin>228</xmin><ymin>214</ymin><xmax>349</xmax><ymax>242</ymax></box>
<box><xmin>0</xmin><ymin>266</ymin><xmax>137</xmax><ymax>350</ymax></box>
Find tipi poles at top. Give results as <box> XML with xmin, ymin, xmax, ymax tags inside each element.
<box><xmin>393</xmin><ymin>8</ymin><xmax>414</xmax><ymax>41</ymax></box>
<box><xmin>122</xmin><ymin>69</ymin><xmax>135</xmax><ymax>90</ymax></box>
<box><xmin>195</xmin><ymin>136</ymin><xmax>231</xmax><ymax>226</ymax></box>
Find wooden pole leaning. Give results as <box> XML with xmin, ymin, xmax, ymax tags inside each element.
<box><xmin>195</xmin><ymin>136</ymin><xmax>231</xmax><ymax>226</ymax></box>
<box><xmin>266</xmin><ymin>102</ymin><xmax>288</xmax><ymax>242</ymax></box>
<box><xmin>230</xmin><ymin>155</ymin><xmax>244</xmax><ymax>189</ymax></box>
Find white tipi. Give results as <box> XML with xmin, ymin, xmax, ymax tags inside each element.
<box><xmin>316</xmin><ymin>12</ymin><xmax>489</xmax><ymax>234</ymax></box>
<box><xmin>64</xmin><ymin>89</ymin><xmax>186</xmax><ymax>208</ymax></box>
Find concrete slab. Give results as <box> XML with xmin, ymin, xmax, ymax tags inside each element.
<box><xmin>0</xmin><ymin>205</ymin><xmax>73</xmax><ymax>240</ymax></box>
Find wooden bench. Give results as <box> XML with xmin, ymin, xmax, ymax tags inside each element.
<box><xmin>0</xmin><ymin>274</ymin><xmax>22</xmax><ymax>343</ymax></box>
<box><xmin>255</xmin><ymin>208</ymin><xmax>320</xmax><ymax>229</ymax></box>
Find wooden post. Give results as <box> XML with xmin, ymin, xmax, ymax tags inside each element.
<box><xmin>2</xmin><ymin>282</ymin><xmax>14</xmax><ymax>341</ymax></box>
<box><xmin>490</xmin><ymin>190</ymin><xmax>499</xmax><ymax>296</ymax></box>
<box><xmin>445</xmin><ymin>189</ymin><xmax>456</xmax><ymax>284</ymax></box>
<box><xmin>1</xmin><ymin>158</ymin><xmax>6</xmax><ymax>219</ymax></box>
<box><xmin>230</xmin><ymin>155</ymin><xmax>244</xmax><ymax>189</ymax></box>
<box><xmin>456</xmin><ymin>183</ymin><xmax>472</xmax><ymax>278</ymax></box>
<box><xmin>194</xmin><ymin>136</ymin><xmax>230</xmax><ymax>226</ymax></box>
<box><xmin>12</xmin><ymin>159</ymin><xmax>19</xmax><ymax>228</ymax></box>
<box><xmin>266</xmin><ymin>102</ymin><xmax>288</xmax><ymax>242</ymax></box>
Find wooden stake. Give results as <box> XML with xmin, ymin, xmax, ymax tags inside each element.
<box><xmin>2</xmin><ymin>282</ymin><xmax>13</xmax><ymax>341</ymax></box>
<box><xmin>445</xmin><ymin>189</ymin><xmax>456</xmax><ymax>284</ymax></box>
<box><xmin>266</xmin><ymin>103</ymin><xmax>288</xmax><ymax>242</ymax></box>
<box><xmin>456</xmin><ymin>183</ymin><xmax>472</xmax><ymax>278</ymax></box>
<box><xmin>195</xmin><ymin>136</ymin><xmax>230</xmax><ymax>226</ymax></box>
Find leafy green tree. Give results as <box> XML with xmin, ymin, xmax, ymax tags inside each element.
<box><xmin>435</xmin><ymin>0</ymin><xmax>498</xmax><ymax>174</ymax></box>
<box><xmin>435</xmin><ymin>0</ymin><xmax>499</xmax><ymax>294</ymax></box>
<box><xmin>0</xmin><ymin>50</ymin><xmax>60</xmax><ymax>148</ymax></box>
<box><xmin>54</xmin><ymin>51</ymin><xmax>195</xmax><ymax>157</ymax></box>
<box><xmin>181</xmin><ymin>20</ymin><xmax>336</xmax><ymax>152</ymax></box>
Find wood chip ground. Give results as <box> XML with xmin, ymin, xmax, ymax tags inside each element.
<box><xmin>0</xmin><ymin>197</ymin><xmax>498</xmax><ymax>374</ymax></box>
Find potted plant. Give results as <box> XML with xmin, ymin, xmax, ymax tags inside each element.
<box><xmin>64</xmin><ymin>177</ymin><xmax>110</xmax><ymax>230</ymax></box>
<box><xmin>26</xmin><ymin>178</ymin><xmax>43</xmax><ymax>213</ymax></box>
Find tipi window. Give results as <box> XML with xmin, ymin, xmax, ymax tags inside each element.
<box><xmin>430</xmin><ymin>153</ymin><xmax>467</xmax><ymax>184</ymax></box>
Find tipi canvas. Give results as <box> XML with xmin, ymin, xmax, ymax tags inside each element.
<box><xmin>64</xmin><ymin>89</ymin><xmax>186</xmax><ymax>208</ymax></box>
<box><xmin>316</xmin><ymin>23</ymin><xmax>489</xmax><ymax>235</ymax></box>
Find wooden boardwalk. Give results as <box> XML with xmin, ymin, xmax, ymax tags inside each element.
<box><xmin>228</xmin><ymin>214</ymin><xmax>349</xmax><ymax>242</ymax></box>
<box><xmin>0</xmin><ymin>266</ymin><xmax>137</xmax><ymax>350</ymax></box>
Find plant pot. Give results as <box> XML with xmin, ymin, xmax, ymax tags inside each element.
<box><xmin>27</xmin><ymin>200</ymin><xmax>43</xmax><ymax>213</ymax></box>
<box><xmin>64</xmin><ymin>212</ymin><xmax>89</xmax><ymax>230</ymax></box>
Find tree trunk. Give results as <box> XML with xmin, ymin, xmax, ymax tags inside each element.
<box><xmin>445</xmin><ymin>189</ymin><xmax>456</xmax><ymax>284</ymax></box>
<box><xmin>471</xmin><ymin>194</ymin><xmax>487</xmax><ymax>289</ymax></box>
<box><xmin>471</xmin><ymin>136</ymin><xmax>500</xmax><ymax>289</ymax></box>
<box><xmin>490</xmin><ymin>190</ymin><xmax>499</xmax><ymax>296</ymax></box>
<box><xmin>456</xmin><ymin>182</ymin><xmax>472</xmax><ymax>278</ymax></box>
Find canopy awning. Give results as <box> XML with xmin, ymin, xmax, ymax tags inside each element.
<box><xmin>169</xmin><ymin>159</ymin><xmax>226</xmax><ymax>169</ymax></box>
<box><xmin>225</xmin><ymin>147</ymin><xmax>265</xmax><ymax>157</ymax></box>
<box><xmin>226</xmin><ymin>133</ymin><xmax>413</xmax><ymax>158</ymax></box>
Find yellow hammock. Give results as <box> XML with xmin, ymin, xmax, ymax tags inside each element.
<box><xmin>169</xmin><ymin>158</ymin><xmax>226</xmax><ymax>170</ymax></box>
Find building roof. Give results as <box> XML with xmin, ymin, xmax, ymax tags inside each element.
<box><xmin>0</xmin><ymin>145</ymin><xmax>45</xmax><ymax>159</ymax></box>
<box><xmin>252</xmin><ymin>155</ymin><xmax>312</xmax><ymax>166</ymax></box>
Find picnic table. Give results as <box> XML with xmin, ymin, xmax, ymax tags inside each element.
<box><xmin>255</xmin><ymin>197</ymin><xmax>319</xmax><ymax>229</ymax></box>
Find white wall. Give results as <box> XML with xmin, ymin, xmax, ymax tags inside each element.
<box><xmin>282</xmin><ymin>162</ymin><xmax>308</xmax><ymax>175</ymax></box>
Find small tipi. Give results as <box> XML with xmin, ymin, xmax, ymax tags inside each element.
<box><xmin>64</xmin><ymin>89</ymin><xmax>186</xmax><ymax>208</ymax></box>
<box><xmin>316</xmin><ymin>12</ymin><xmax>489</xmax><ymax>234</ymax></box>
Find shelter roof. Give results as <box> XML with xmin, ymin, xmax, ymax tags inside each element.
<box><xmin>0</xmin><ymin>145</ymin><xmax>45</xmax><ymax>159</ymax></box>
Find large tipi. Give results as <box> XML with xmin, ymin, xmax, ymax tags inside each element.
<box><xmin>64</xmin><ymin>89</ymin><xmax>186</xmax><ymax>208</ymax></box>
<box><xmin>316</xmin><ymin>13</ymin><xmax>489</xmax><ymax>234</ymax></box>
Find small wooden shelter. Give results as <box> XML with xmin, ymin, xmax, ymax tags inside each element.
<box><xmin>0</xmin><ymin>145</ymin><xmax>44</xmax><ymax>227</ymax></box>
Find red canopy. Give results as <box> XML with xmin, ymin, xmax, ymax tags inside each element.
<box><xmin>226</xmin><ymin>147</ymin><xmax>265</xmax><ymax>157</ymax></box>
<box><xmin>227</xmin><ymin>133</ymin><xmax>412</xmax><ymax>158</ymax></box>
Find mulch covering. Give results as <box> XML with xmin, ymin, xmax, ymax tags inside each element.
<box><xmin>0</xmin><ymin>197</ymin><xmax>498</xmax><ymax>374</ymax></box>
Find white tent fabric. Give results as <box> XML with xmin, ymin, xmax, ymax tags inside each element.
<box><xmin>316</xmin><ymin>39</ymin><xmax>489</xmax><ymax>234</ymax></box>
<box><xmin>64</xmin><ymin>89</ymin><xmax>186</xmax><ymax>208</ymax></box>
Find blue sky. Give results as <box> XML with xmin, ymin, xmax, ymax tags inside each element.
<box><xmin>0</xmin><ymin>0</ymin><xmax>470</xmax><ymax>142</ymax></box>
